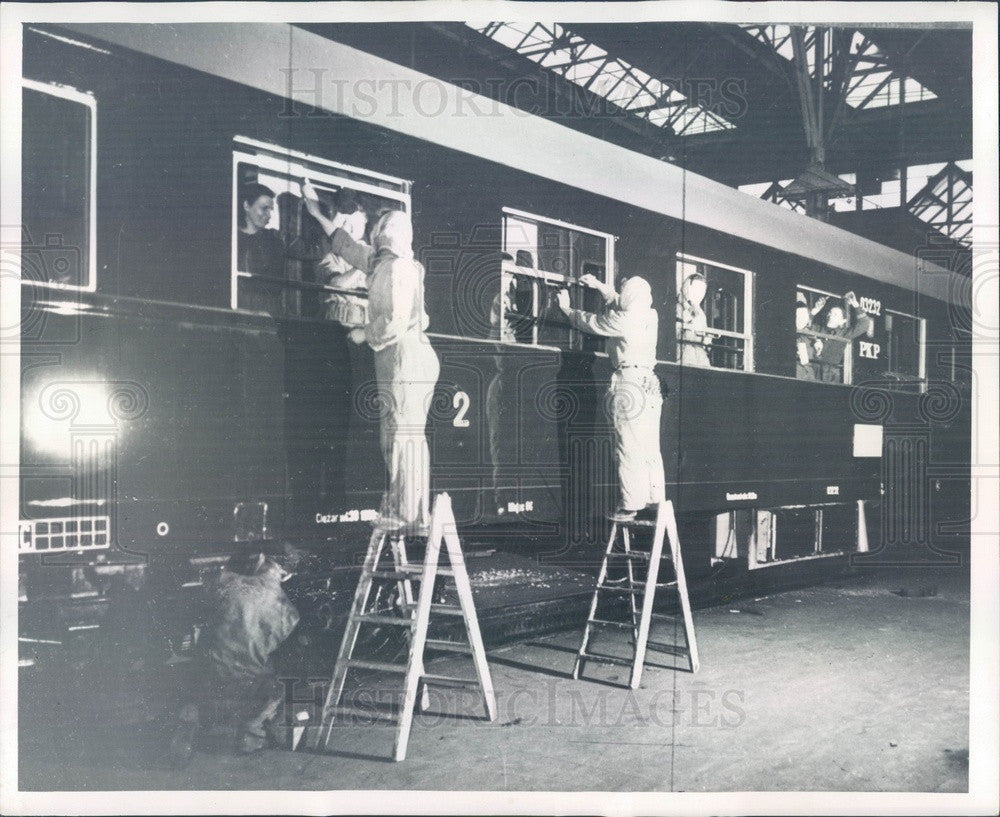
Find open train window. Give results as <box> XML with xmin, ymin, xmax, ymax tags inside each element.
<box><xmin>231</xmin><ymin>136</ymin><xmax>411</xmax><ymax>320</ymax></box>
<box><xmin>884</xmin><ymin>309</ymin><xmax>926</xmax><ymax>391</ymax></box>
<box><xmin>795</xmin><ymin>286</ymin><xmax>861</xmax><ymax>384</ymax></box>
<box><xmin>676</xmin><ymin>254</ymin><xmax>753</xmax><ymax>371</ymax></box>
<box><xmin>497</xmin><ymin>209</ymin><xmax>614</xmax><ymax>350</ymax></box>
<box><xmin>21</xmin><ymin>79</ymin><xmax>97</xmax><ymax>292</ymax></box>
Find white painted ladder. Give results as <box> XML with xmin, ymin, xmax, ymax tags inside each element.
<box><xmin>573</xmin><ymin>500</ymin><xmax>699</xmax><ymax>688</ymax></box>
<box><xmin>309</xmin><ymin>492</ymin><xmax>497</xmax><ymax>761</ymax></box>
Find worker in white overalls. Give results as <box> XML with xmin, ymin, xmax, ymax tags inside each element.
<box><xmin>303</xmin><ymin>183</ymin><xmax>439</xmax><ymax>531</ymax></box>
<box><xmin>556</xmin><ymin>275</ymin><xmax>666</xmax><ymax>521</ymax></box>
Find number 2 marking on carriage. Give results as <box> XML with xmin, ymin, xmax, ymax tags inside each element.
<box><xmin>453</xmin><ymin>390</ymin><xmax>471</xmax><ymax>427</ymax></box>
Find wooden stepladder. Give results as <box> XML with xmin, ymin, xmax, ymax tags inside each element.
<box><xmin>573</xmin><ymin>500</ymin><xmax>699</xmax><ymax>689</ymax></box>
<box><xmin>310</xmin><ymin>493</ymin><xmax>496</xmax><ymax>761</ymax></box>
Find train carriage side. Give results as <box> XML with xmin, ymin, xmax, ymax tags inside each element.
<box><xmin>17</xmin><ymin>26</ymin><xmax>971</xmax><ymax>627</ymax></box>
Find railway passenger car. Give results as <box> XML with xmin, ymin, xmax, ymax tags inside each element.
<box><xmin>17</xmin><ymin>24</ymin><xmax>972</xmax><ymax>644</ymax></box>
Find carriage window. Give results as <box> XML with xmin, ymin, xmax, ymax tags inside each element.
<box><xmin>21</xmin><ymin>80</ymin><xmax>96</xmax><ymax>291</ymax></box>
<box><xmin>231</xmin><ymin>137</ymin><xmax>410</xmax><ymax>320</ymax></box>
<box><xmin>676</xmin><ymin>255</ymin><xmax>753</xmax><ymax>371</ymax></box>
<box><xmin>885</xmin><ymin>309</ymin><xmax>925</xmax><ymax>389</ymax></box>
<box><xmin>795</xmin><ymin>286</ymin><xmax>877</xmax><ymax>384</ymax></box>
<box><xmin>497</xmin><ymin>209</ymin><xmax>614</xmax><ymax>350</ymax></box>
<box><xmin>796</xmin><ymin>287</ymin><xmax>845</xmax><ymax>383</ymax></box>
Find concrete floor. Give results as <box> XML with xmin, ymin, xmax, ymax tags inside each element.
<box><xmin>19</xmin><ymin>564</ymin><xmax>969</xmax><ymax>792</ymax></box>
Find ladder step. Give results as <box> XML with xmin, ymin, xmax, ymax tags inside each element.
<box><xmin>368</xmin><ymin>569</ymin><xmax>419</xmax><ymax>581</ymax></box>
<box><xmin>579</xmin><ymin>651</ymin><xmax>633</xmax><ymax>667</ymax></box>
<box><xmin>421</xmin><ymin>673</ymin><xmax>482</xmax><ymax>689</ymax></box>
<box><xmin>345</xmin><ymin>659</ymin><xmax>408</xmax><ymax>673</ymax></box>
<box><xmin>424</xmin><ymin>639</ymin><xmax>473</xmax><ymax>654</ymax></box>
<box><xmin>327</xmin><ymin>705</ymin><xmax>398</xmax><ymax>723</ymax></box>
<box><xmin>587</xmin><ymin>618</ymin><xmax>636</xmax><ymax>630</ymax></box>
<box><xmin>605</xmin><ymin>515</ymin><xmax>658</xmax><ymax>528</ymax></box>
<box><xmin>605</xmin><ymin>552</ymin><xmax>651</xmax><ymax>561</ymax></box>
<box><xmin>400</xmin><ymin>602</ymin><xmax>465</xmax><ymax>617</ymax></box>
<box><xmin>369</xmin><ymin>567</ymin><xmax>456</xmax><ymax>580</ymax></box>
<box><xmin>351</xmin><ymin>613</ymin><xmax>414</xmax><ymax>626</ymax></box>
<box><xmin>597</xmin><ymin>584</ymin><xmax>643</xmax><ymax>594</ymax></box>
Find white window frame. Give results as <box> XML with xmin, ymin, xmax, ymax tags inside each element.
<box><xmin>500</xmin><ymin>208</ymin><xmax>616</xmax><ymax>349</ymax></box>
<box><xmin>20</xmin><ymin>78</ymin><xmax>98</xmax><ymax>294</ymax></box>
<box><xmin>230</xmin><ymin>136</ymin><xmax>411</xmax><ymax>312</ymax></box>
<box><xmin>676</xmin><ymin>252</ymin><xmax>755</xmax><ymax>372</ymax></box>
<box><xmin>884</xmin><ymin>307</ymin><xmax>927</xmax><ymax>391</ymax></box>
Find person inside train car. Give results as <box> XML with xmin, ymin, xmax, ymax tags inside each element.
<box><xmin>676</xmin><ymin>272</ymin><xmax>713</xmax><ymax>367</ymax></box>
<box><xmin>312</xmin><ymin>189</ymin><xmax>370</xmax><ymax>328</ymax></box>
<box><xmin>556</xmin><ymin>275</ymin><xmax>666</xmax><ymax>521</ymax></box>
<box><xmin>814</xmin><ymin>291</ymin><xmax>875</xmax><ymax>383</ymax></box>
<box><xmin>301</xmin><ymin>183</ymin><xmax>440</xmax><ymax>531</ymax></box>
<box><xmin>795</xmin><ymin>292</ymin><xmax>826</xmax><ymax>380</ymax></box>
<box><xmin>237</xmin><ymin>182</ymin><xmax>330</xmax><ymax>317</ymax></box>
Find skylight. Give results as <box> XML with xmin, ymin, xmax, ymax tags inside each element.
<box><xmin>467</xmin><ymin>22</ymin><xmax>736</xmax><ymax>135</ymax></box>
<box><xmin>908</xmin><ymin>162</ymin><xmax>972</xmax><ymax>244</ymax></box>
<box><xmin>741</xmin><ymin>25</ymin><xmax>937</xmax><ymax>110</ymax></box>
<box><xmin>739</xmin><ymin>162</ymin><xmax>972</xmax><ymax>246</ymax></box>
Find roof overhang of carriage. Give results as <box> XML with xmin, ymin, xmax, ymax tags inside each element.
<box><xmin>60</xmin><ymin>22</ymin><xmax>964</xmax><ymax>306</ymax></box>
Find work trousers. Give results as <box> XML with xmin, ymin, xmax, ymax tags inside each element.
<box><xmin>608</xmin><ymin>367</ymin><xmax>666</xmax><ymax>511</ymax></box>
<box><xmin>373</xmin><ymin>331</ymin><xmax>441</xmax><ymax>528</ymax></box>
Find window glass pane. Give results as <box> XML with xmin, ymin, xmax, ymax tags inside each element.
<box><xmin>503</xmin><ymin>217</ymin><xmax>539</xmax><ymax>269</ymax></box>
<box><xmin>22</xmin><ymin>86</ymin><xmax>91</xmax><ymax>288</ymax></box>
<box><xmin>499</xmin><ymin>212</ymin><xmax>611</xmax><ymax>351</ymax></box>
<box><xmin>536</xmin><ymin>278</ymin><xmax>572</xmax><ymax>347</ymax></box>
<box><xmin>886</xmin><ymin>312</ymin><xmax>922</xmax><ymax>380</ymax></box>
<box><xmin>503</xmin><ymin>214</ymin><xmax>606</xmax><ymax>280</ymax></box>
<box><xmin>493</xmin><ymin>269</ymin><xmax>535</xmax><ymax>344</ymax></box>
<box><xmin>705</xmin><ymin>266</ymin><xmax>745</xmax><ymax>335</ymax></box>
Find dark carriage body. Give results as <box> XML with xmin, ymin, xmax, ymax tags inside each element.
<box><xmin>17</xmin><ymin>24</ymin><xmax>971</xmax><ymax>628</ymax></box>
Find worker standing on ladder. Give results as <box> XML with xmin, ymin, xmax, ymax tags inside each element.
<box><xmin>303</xmin><ymin>182</ymin><xmax>440</xmax><ymax>531</ymax></box>
<box><xmin>556</xmin><ymin>275</ymin><xmax>666</xmax><ymax>521</ymax></box>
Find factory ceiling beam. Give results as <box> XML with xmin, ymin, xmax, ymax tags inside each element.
<box><xmin>424</xmin><ymin>22</ymin><xmax>680</xmax><ymax>153</ymax></box>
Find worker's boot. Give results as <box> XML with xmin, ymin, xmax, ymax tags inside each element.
<box><xmin>236</xmin><ymin>692</ymin><xmax>283</xmax><ymax>754</ymax></box>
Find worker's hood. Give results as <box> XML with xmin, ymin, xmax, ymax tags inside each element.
<box><xmin>620</xmin><ymin>276</ymin><xmax>653</xmax><ymax>311</ymax></box>
<box><xmin>371</xmin><ymin>210</ymin><xmax>414</xmax><ymax>259</ymax></box>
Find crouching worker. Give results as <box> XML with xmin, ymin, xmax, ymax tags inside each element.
<box><xmin>557</xmin><ymin>275</ymin><xmax>666</xmax><ymax>521</ymax></box>
<box><xmin>170</xmin><ymin>552</ymin><xmax>299</xmax><ymax>762</ymax></box>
